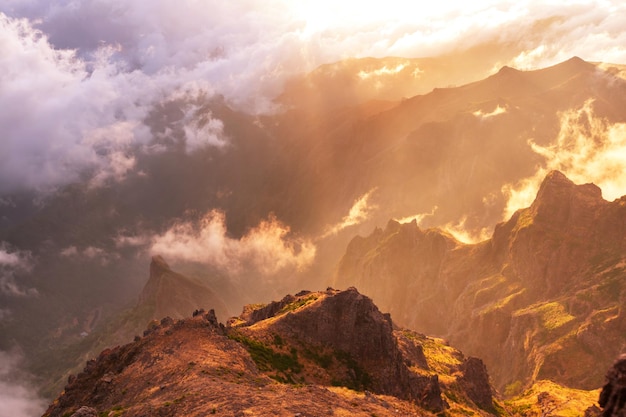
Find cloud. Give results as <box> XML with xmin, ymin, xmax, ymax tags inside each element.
<box><xmin>473</xmin><ymin>105</ymin><xmax>507</xmax><ymax>120</ymax></box>
<box><xmin>180</xmin><ymin>105</ymin><xmax>227</xmax><ymax>153</ymax></box>
<box><xmin>60</xmin><ymin>245</ymin><xmax>120</xmax><ymax>265</ymax></box>
<box><xmin>322</xmin><ymin>189</ymin><xmax>378</xmax><ymax>237</ymax></box>
<box><xmin>149</xmin><ymin>210</ymin><xmax>316</xmax><ymax>275</ymax></box>
<box><xmin>441</xmin><ymin>216</ymin><xmax>492</xmax><ymax>244</ymax></box>
<box><xmin>0</xmin><ymin>243</ymin><xmax>36</xmax><ymax>297</ymax></box>
<box><xmin>502</xmin><ymin>99</ymin><xmax>626</xmax><ymax>218</ymax></box>
<box><xmin>396</xmin><ymin>207</ymin><xmax>490</xmax><ymax>244</ymax></box>
<box><xmin>0</xmin><ymin>350</ymin><xmax>47</xmax><ymax>417</ymax></box>
<box><xmin>0</xmin><ymin>15</ymin><xmax>152</xmax><ymax>192</ymax></box>
<box><xmin>1</xmin><ymin>1</ymin><xmax>626</xmax><ymax>193</ymax></box>
<box><xmin>357</xmin><ymin>63</ymin><xmax>411</xmax><ymax>80</ymax></box>
<box><xmin>0</xmin><ymin>13</ymin><xmax>223</xmax><ymax>193</ymax></box>
<box><xmin>395</xmin><ymin>206</ymin><xmax>438</xmax><ymax>225</ymax></box>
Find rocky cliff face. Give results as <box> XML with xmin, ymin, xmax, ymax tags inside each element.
<box><xmin>44</xmin><ymin>288</ymin><xmax>499</xmax><ymax>417</ymax></box>
<box><xmin>335</xmin><ymin>171</ymin><xmax>626</xmax><ymax>392</ymax></box>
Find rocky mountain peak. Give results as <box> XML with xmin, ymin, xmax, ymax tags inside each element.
<box><xmin>336</xmin><ymin>170</ymin><xmax>626</xmax><ymax>396</ymax></box>
<box><xmin>44</xmin><ymin>287</ymin><xmax>499</xmax><ymax>416</ymax></box>
<box><xmin>496</xmin><ymin>65</ymin><xmax>519</xmax><ymax>75</ymax></box>
<box><xmin>138</xmin><ymin>255</ymin><xmax>229</xmax><ymax>321</ymax></box>
<box><xmin>530</xmin><ymin>170</ymin><xmax>604</xmax><ymax>226</ymax></box>
<box><xmin>228</xmin><ymin>287</ymin><xmax>497</xmax><ymax>413</ymax></box>
<box><xmin>149</xmin><ymin>254</ymin><xmax>171</xmax><ymax>274</ymax></box>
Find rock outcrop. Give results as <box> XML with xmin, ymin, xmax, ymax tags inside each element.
<box><xmin>44</xmin><ymin>288</ymin><xmax>499</xmax><ymax>417</ymax></box>
<box><xmin>598</xmin><ymin>354</ymin><xmax>626</xmax><ymax>417</ymax></box>
<box><xmin>228</xmin><ymin>287</ymin><xmax>497</xmax><ymax>413</ymax></box>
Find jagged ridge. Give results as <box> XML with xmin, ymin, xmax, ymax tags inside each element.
<box><xmin>335</xmin><ymin>170</ymin><xmax>626</xmax><ymax>392</ymax></box>
<box><xmin>43</xmin><ymin>287</ymin><xmax>500</xmax><ymax>417</ymax></box>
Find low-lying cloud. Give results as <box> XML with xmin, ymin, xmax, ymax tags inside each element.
<box><xmin>60</xmin><ymin>245</ymin><xmax>121</xmax><ymax>265</ymax></box>
<box><xmin>395</xmin><ymin>206</ymin><xmax>438</xmax><ymax>225</ymax></box>
<box><xmin>396</xmin><ymin>207</ymin><xmax>491</xmax><ymax>244</ymax></box>
<box><xmin>0</xmin><ymin>350</ymin><xmax>47</xmax><ymax>417</ymax></box>
<box><xmin>441</xmin><ymin>217</ymin><xmax>492</xmax><ymax>244</ymax></box>
<box><xmin>503</xmin><ymin>99</ymin><xmax>626</xmax><ymax>218</ymax></box>
<box><xmin>0</xmin><ymin>243</ymin><xmax>36</xmax><ymax>297</ymax></box>
<box><xmin>473</xmin><ymin>105</ymin><xmax>507</xmax><ymax>120</ymax></box>
<box><xmin>148</xmin><ymin>210</ymin><xmax>316</xmax><ymax>275</ymax></box>
<box><xmin>322</xmin><ymin>189</ymin><xmax>378</xmax><ymax>238</ymax></box>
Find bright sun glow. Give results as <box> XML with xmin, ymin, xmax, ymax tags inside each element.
<box><xmin>289</xmin><ymin>0</ymin><xmax>517</xmax><ymax>38</ymax></box>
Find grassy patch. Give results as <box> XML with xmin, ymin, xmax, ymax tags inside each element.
<box><xmin>229</xmin><ymin>333</ymin><xmax>302</xmax><ymax>380</ymax></box>
<box><xmin>98</xmin><ymin>405</ymin><xmax>124</xmax><ymax>417</ymax></box>
<box><xmin>331</xmin><ymin>350</ymin><xmax>372</xmax><ymax>391</ymax></box>
<box><xmin>472</xmin><ymin>275</ymin><xmax>507</xmax><ymax>306</ymax></box>
<box><xmin>419</xmin><ymin>337</ymin><xmax>463</xmax><ymax>375</ymax></box>
<box><xmin>514</xmin><ymin>302</ymin><xmax>575</xmax><ymax>331</ymax></box>
<box><xmin>278</xmin><ymin>295</ymin><xmax>319</xmax><ymax>315</ymax></box>
<box><xmin>480</xmin><ymin>287</ymin><xmax>526</xmax><ymax>314</ymax></box>
<box><xmin>302</xmin><ymin>346</ymin><xmax>333</xmax><ymax>369</ymax></box>
<box><xmin>504</xmin><ymin>380</ymin><xmax>524</xmax><ymax>397</ymax></box>
<box><xmin>505</xmin><ymin>380</ymin><xmax>599</xmax><ymax>417</ymax></box>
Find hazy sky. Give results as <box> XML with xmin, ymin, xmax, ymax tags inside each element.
<box><xmin>1</xmin><ymin>0</ymin><xmax>626</xmax><ymax>193</ymax></box>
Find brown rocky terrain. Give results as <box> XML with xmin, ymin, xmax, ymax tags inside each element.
<box><xmin>335</xmin><ymin>171</ymin><xmax>626</xmax><ymax>393</ymax></box>
<box><xmin>43</xmin><ymin>288</ymin><xmax>502</xmax><ymax>417</ymax></box>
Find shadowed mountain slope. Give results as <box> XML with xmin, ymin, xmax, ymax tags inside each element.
<box><xmin>139</xmin><ymin>255</ymin><xmax>230</xmax><ymax>321</ymax></box>
<box><xmin>33</xmin><ymin>256</ymin><xmax>230</xmax><ymax>399</ymax></box>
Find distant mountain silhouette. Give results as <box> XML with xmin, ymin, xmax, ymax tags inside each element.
<box><xmin>139</xmin><ymin>255</ymin><xmax>229</xmax><ymax>321</ymax></box>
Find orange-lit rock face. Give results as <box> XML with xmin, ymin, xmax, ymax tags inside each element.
<box><xmin>43</xmin><ymin>288</ymin><xmax>497</xmax><ymax>417</ymax></box>
<box><xmin>336</xmin><ymin>171</ymin><xmax>626</xmax><ymax>392</ymax></box>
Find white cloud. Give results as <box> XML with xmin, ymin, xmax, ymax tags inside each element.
<box><xmin>149</xmin><ymin>210</ymin><xmax>316</xmax><ymax>275</ymax></box>
<box><xmin>0</xmin><ymin>350</ymin><xmax>47</xmax><ymax>417</ymax></box>
<box><xmin>59</xmin><ymin>245</ymin><xmax>120</xmax><ymax>265</ymax></box>
<box><xmin>473</xmin><ymin>105</ymin><xmax>507</xmax><ymax>120</ymax></box>
<box><xmin>0</xmin><ymin>15</ymin><xmax>153</xmax><ymax>192</ymax></box>
<box><xmin>395</xmin><ymin>206</ymin><xmax>438</xmax><ymax>225</ymax></box>
<box><xmin>0</xmin><ymin>243</ymin><xmax>36</xmax><ymax>297</ymax></box>
<box><xmin>441</xmin><ymin>216</ymin><xmax>492</xmax><ymax>244</ymax></box>
<box><xmin>322</xmin><ymin>189</ymin><xmax>378</xmax><ymax>237</ymax></box>
<box><xmin>180</xmin><ymin>105</ymin><xmax>226</xmax><ymax>153</ymax></box>
<box><xmin>502</xmin><ymin>99</ymin><xmax>626</xmax><ymax>218</ymax></box>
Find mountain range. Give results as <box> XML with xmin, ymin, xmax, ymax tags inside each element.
<box><xmin>1</xmin><ymin>55</ymin><xmax>626</xmax><ymax>414</ymax></box>
<box><xmin>41</xmin><ymin>169</ymin><xmax>620</xmax><ymax>416</ymax></box>
<box><xmin>336</xmin><ymin>170</ymin><xmax>626</xmax><ymax>393</ymax></box>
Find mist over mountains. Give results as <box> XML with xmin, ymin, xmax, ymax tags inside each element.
<box><xmin>2</xmin><ymin>2</ymin><xmax>626</xmax><ymax>416</ymax></box>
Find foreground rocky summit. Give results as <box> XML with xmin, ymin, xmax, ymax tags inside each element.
<box><xmin>44</xmin><ymin>288</ymin><xmax>499</xmax><ymax>416</ymax></box>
